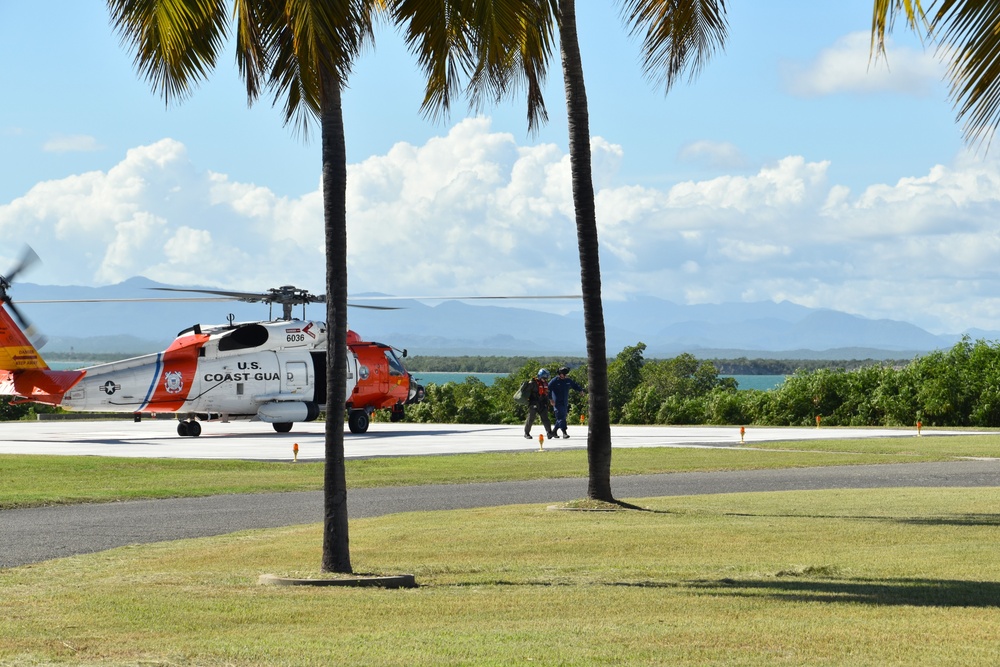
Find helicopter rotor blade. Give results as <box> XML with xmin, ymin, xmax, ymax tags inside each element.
<box><xmin>3</xmin><ymin>245</ymin><xmax>40</xmax><ymax>286</ymax></box>
<box><xmin>16</xmin><ymin>283</ymin><xmax>573</xmax><ymax>323</ymax></box>
<box><xmin>148</xmin><ymin>287</ymin><xmax>285</xmax><ymax>303</ymax></box>
<box><xmin>345</xmin><ymin>295</ymin><xmax>581</xmax><ymax>301</ymax></box>
<box><xmin>1</xmin><ymin>245</ymin><xmax>47</xmax><ymax>348</ymax></box>
<box><xmin>346</xmin><ymin>303</ymin><xmax>402</xmax><ymax>311</ymax></box>
<box><xmin>1</xmin><ymin>297</ymin><xmax>47</xmax><ymax>348</ymax></box>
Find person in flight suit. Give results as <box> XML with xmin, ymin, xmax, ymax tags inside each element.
<box><xmin>524</xmin><ymin>368</ymin><xmax>556</xmax><ymax>440</ymax></box>
<box><xmin>547</xmin><ymin>366</ymin><xmax>586</xmax><ymax>438</ymax></box>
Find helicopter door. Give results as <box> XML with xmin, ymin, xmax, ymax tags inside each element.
<box><xmin>284</xmin><ymin>360</ymin><xmax>308</xmax><ymax>395</ymax></box>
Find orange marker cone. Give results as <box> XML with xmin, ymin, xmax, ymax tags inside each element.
<box><xmin>740</xmin><ymin>426</ymin><xmax>745</xmax><ymax>443</ymax></box>
<box><xmin>293</xmin><ymin>442</ymin><xmax>299</xmax><ymax>462</ymax></box>
<box><xmin>538</xmin><ymin>433</ymin><xmax>545</xmax><ymax>451</ymax></box>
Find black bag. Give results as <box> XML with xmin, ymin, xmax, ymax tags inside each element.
<box><xmin>513</xmin><ymin>379</ymin><xmax>532</xmax><ymax>405</ymax></box>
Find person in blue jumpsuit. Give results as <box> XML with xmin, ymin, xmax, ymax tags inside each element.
<box><xmin>547</xmin><ymin>366</ymin><xmax>586</xmax><ymax>438</ymax></box>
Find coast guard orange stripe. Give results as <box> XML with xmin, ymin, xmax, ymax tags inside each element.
<box><xmin>142</xmin><ymin>332</ymin><xmax>210</xmax><ymax>412</ymax></box>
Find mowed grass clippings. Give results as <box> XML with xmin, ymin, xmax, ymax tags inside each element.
<box><xmin>4</xmin><ymin>432</ymin><xmax>1000</xmax><ymax>509</ymax></box>
<box><xmin>3</xmin><ymin>487</ymin><xmax>1000</xmax><ymax>665</ymax></box>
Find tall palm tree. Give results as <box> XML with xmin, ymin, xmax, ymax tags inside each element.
<box><xmin>872</xmin><ymin>1</ymin><xmax>1000</xmax><ymax>148</ymax></box>
<box><xmin>395</xmin><ymin>0</ymin><xmax>728</xmax><ymax>501</ymax></box>
<box><xmin>107</xmin><ymin>0</ymin><xmax>384</xmax><ymax>573</ymax></box>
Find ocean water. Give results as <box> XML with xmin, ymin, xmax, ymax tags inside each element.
<box><xmin>726</xmin><ymin>375</ymin><xmax>787</xmax><ymax>391</ymax></box>
<box><xmin>413</xmin><ymin>372</ymin><xmax>787</xmax><ymax>391</ymax></box>
<box><xmin>411</xmin><ymin>372</ymin><xmax>506</xmax><ymax>386</ymax></box>
<box><xmin>47</xmin><ymin>364</ymin><xmax>785</xmax><ymax>391</ymax></box>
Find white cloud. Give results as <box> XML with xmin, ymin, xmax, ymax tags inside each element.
<box><xmin>677</xmin><ymin>140</ymin><xmax>749</xmax><ymax>170</ymax></box>
<box><xmin>784</xmin><ymin>32</ymin><xmax>945</xmax><ymax>97</ymax></box>
<box><xmin>42</xmin><ymin>134</ymin><xmax>103</xmax><ymax>153</ymax></box>
<box><xmin>7</xmin><ymin>120</ymin><xmax>1000</xmax><ymax>333</ymax></box>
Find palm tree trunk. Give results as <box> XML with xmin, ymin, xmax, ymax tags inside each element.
<box><xmin>556</xmin><ymin>0</ymin><xmax>613</xmax><ymax>501</ymax></box>
<box><xmin>320</xmin><ymin>70</ymin><xmax>352</xmax><ymax>573</ymax></box>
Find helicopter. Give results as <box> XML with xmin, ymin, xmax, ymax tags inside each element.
<box><xmin>0</xmin><ymin>249</ymin><xmax>424</xmax><ymax>437</ymax></box>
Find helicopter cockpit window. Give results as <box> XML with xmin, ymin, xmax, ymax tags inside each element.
<box><xmin>218</xmin><ymin>324</ymin><xmax>269</xmax><ymax>351</ymax></box>
<box><xmin>384</xmin><ymin>350</ymin><xmax>405</xmax><ymax>376</ymax></box>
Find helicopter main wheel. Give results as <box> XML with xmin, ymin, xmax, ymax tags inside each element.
<box><xmin>272</xmin><ymin>422</ymin><xmax>293</xmax><ymax>433</ymax></box>
<box><xmin>348</xmin><ymin>410</ymin><xmax>370</xmax><ymax>434</ymax></box>
<box><xmin>177</xmin><ymin>420</ymin><xmax>201</xmax><ymax>437</ymax></box>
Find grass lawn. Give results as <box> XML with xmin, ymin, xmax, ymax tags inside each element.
<box><xmin>2</xmin><ymin>432</ymin><xmax>1000</xmax><ymax>664</ymax></box>
<box><xmin>3</xmin><ymin>433</ymin><xmax>1000</xmax><ymax>509</ymax></box>
<box><xmin>2</xmin><ymin>487</ymin><xmax>1000</xmax><ymax>665</ymax></box>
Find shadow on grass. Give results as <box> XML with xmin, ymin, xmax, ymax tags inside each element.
<box><xmin>555</xmin><ymin>498</ymin><xmax>668</xmax><ymax>513</ymax></box>
<box><xmin>718</xmin><ymin>512</ymin><xmax>1000</xmax><ymax>527</ymax></box>
<box><xmin>690</xmin><ymin>577</ymin><xmax>1000</xmax><ymax>608</ymax></box>
<box><xmin>897</xmin><ymin>513</ymin><xmax>1000</xmax><ymax>527</ymax></box>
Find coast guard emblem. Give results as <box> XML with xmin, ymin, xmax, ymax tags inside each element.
<box><xmin>164</xmin><ymin>370</ymin><xmax>184</xmax><ymax>394</ymax></box>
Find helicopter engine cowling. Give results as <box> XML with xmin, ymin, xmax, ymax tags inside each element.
<box><xmin>257</xmin><ymin>401</ymin><xmax>320</xmax><ymax>423</ymax></box>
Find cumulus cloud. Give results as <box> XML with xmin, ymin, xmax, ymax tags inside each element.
<box><xmin>783</xmin><ymin>32</ymin><xmax>946</xmax><ymax>97</ymax></box>
<box><xmin>5</xmin><ymin>118</ymin><xmax>1000</xmax><ymax>333</ymax></box>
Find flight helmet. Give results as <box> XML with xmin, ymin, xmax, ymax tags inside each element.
<box><xmin>537</xmin><ymin>368</ymin><xmax>550</xmax><ymax>379</ymax></box>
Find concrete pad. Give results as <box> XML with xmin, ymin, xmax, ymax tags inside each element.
<box><xmin>0</xmin><ymin>419</ymin><xmax>984</xmax><ymax>461</ymax></box>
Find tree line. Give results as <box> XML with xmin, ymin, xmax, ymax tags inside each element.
<box><xmin>402</xmin><ymin>355</ymin><xmax>906</xmax><ymax>376</ymax></box>
<box><xmin>400</xmin><ymin>337</ymin><xmax>1000</xmax><ymax>428</ymax></box>
<box><xmin>8</xmin><ymin>339</ymin><xmax>991</xmax><ymax>428</ymax></box>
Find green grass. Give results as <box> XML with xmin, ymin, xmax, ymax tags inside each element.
<box><xmin>3</xmin><ymin>487</ymin><xmax>1000</xmax><ymax>665</ymax></box>
<box><xmin>3</xmin><ymin>433</ymin><xmax>1000</xmax><ymax>509</ymax></box>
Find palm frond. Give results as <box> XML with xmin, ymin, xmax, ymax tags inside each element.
<box><xmin>107</xmin><ymin>0</ymin><xmax>229</xmax><ymax>103</ymax></box>
<box><xmin>393</xmin><ymin>0</ymin><xmax>555</xmax><ymax>131</ymax></box>
<box><xmin>393</xmin><ymin>0</ymin><xmax>476</xmax><ymax>122</ymax></box>
<box><xmin>618</xmin><ymin>0</ymin><xmax>728</xmax><ymax>93</ymax></box>
<box><xmin>931</xmin><ymin>0</ymin><xmax>1000</xmax><ymax>149</ymax></box>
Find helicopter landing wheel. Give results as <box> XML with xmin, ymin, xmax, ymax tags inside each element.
<box><xmin>348</xmin><ymin>410</ymin><xmax>370</xmax><ymax>434</ymax></box>
<box><xmin>177</xmin><ymin>420</ymin><xmax>201</xmax><ymax>437</ymax></box>
<box><xmin>272</xmin><ymin>422</ymin><xmax>292</xmax><ymax>433</ymax></box>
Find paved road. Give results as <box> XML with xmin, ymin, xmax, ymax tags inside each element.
<box><xmin>4</xmin><ymin>460</ymin><xmax>999</xmax><ymax>569</ymax></box>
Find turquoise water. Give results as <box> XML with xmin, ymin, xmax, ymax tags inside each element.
<box><xmin>412</xmin><ymin>372</ymin><xmax>505</xmax><ymax>386</ymax></box>
<box><xmin>48</xmin><ymin>364</ymin><xmax>785</xmax><ymax>391</ymax></box>
<box><xmin>413</xmin><ymin>372</ymin><xmax>786</xmax><ymax>391</ymax></box>
<box><xmin>727</xmin><ymin>375</ymin><xmax>786</xmax><ymax>391</ymax></box>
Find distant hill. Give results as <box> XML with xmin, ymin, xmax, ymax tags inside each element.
<box><xmin>7</xmin><ymin>278</ymin><xmax>978</xmax><ymax>359</ymax></box>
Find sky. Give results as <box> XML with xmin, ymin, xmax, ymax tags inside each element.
<box><xmin>2</xmin><ymin>1</ymin><xmax>997</xmax><ymax>336</ymax></box>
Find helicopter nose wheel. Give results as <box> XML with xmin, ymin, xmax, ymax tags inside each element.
<box><xmin>177</xmin><ymin>419</ymin><xmax>202</xmax><ymax>437</ymax></box>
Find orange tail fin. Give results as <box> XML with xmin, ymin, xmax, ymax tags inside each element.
<box><xmin>0</xmin><ymin>304</ymin><xmax>83</xmax><ymax>404</ymax></box>
<box><xmin>0</xmin><ymin>303</ymin><xmax>48</xmax><ymax>371</ymax></box>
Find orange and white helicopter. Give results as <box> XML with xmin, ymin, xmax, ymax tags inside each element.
<box><xmin>0</xmin><ymin>249</ymin><xmax>423</xmax><ymax>437</ymax></box>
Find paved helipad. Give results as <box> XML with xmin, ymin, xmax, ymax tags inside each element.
<box><xmin>0</xmin><ymin>418</ymin><xmax>986</xmax><ymax>461</ymax></box>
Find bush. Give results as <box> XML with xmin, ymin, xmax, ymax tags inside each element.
<box><xmin>395</xmin><ymin>338</ymin><xmax>1000</xmax><ymax>428</ymax></box>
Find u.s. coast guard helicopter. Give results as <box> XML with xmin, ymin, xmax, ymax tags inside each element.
<box><xmin>0</xmin><ymin>249</ymin><xmax>423</xmax><ymax>437</ymax></box>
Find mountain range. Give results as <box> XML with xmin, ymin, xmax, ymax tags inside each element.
<box><xmin>9</xmin><ymin>277</ymin><xmax>986</xmax><ymax>360</ymax></box>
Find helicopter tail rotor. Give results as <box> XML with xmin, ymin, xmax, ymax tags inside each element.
<box><xmin>1</xmin><ymin>246</ymin><xmax>48</xmax><ymax>349</ymax></box>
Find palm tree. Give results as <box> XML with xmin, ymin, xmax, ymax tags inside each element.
<box><xmin>872</xmin><ymin>1</ymin><xmax>1000</xmax><ymax>148</ymax></box>
<box><xmin>396</xmin><ymin>0</ymin><xmax>728</xmax><ymax>501</ymax></box>
<box><xmin>107</xmin><ymin>0</ymin><xmax>384</xmax><ymax>573</ymax></box>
